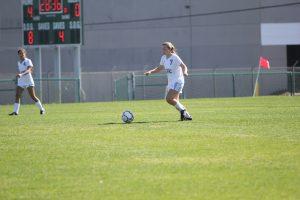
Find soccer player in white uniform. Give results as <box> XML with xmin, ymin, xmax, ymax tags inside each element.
<box><xmin>144</xmin><ymin>42</ymin><xmax>192</xmax><ymax>121</ymax></box>
<box><xmin>9</xmin><ymin>48</ymin><xmax>45</xmax><ymax>115</ymax></box>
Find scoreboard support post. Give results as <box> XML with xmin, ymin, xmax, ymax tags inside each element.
<box><xmin>54</xmin><ymin>46</ymin><xmax>62</xmax><ymax>103</ymax></box>
<box><xmin>34</xmin><ymin>47</ymin><xmax>42</xmax><ymax>101</ymax></box>
<box><xmin>74</xmin><ymin>46</ymin><xmax>81</xmax><ymax>102</ymax></box>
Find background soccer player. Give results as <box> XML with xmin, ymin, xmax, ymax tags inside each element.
<box><xmin>144</xmin><ymin>42</ymin><xmax>192</xmax><ymax>121</ymax></box>
<box><xmin>9</xmin><ymin>48</ymin><xmax>45</xmax><ymax>115</ymax></box>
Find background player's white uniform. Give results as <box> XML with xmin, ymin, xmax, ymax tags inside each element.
<box><xmin>17</xmin><ymin>58</ymin><xmax>35</xmax><ymax>88</ymax></box>
<box><xmin>160</xmin><ymin>53</ymin><xmax>184</xmax><ymax>93</ymax></box>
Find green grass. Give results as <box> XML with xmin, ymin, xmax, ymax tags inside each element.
<box><xmin>0</xmin><ymin>96</ymin><xmax>299</xmax><ymax>200</ymax></box>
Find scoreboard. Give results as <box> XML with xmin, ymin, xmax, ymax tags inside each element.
<box><xmin>22</xmin><ymin>0</ymin><xmax>82</xmax><ymax>46</ymax></box>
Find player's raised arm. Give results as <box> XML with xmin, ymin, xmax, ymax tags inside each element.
<box><xmin>144</xmin><ymin>65</ymin><xmax>164</xmax><ymax>76</ymax></box>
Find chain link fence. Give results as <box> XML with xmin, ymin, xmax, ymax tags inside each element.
<box><xmin>0</xmin><ymin>78</ymin><xmax>80</xmax><ymax>104</ymax></box>
<box><xmin>115</xmin><ymin>68</ymin><xmax>300</xmax><ymax>101</ymax></box>
<box><xmin>1</xmin><ymin>67</ymin><xmax>299</xmax><ymax>104</ymax></box>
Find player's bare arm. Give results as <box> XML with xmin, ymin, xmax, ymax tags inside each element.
<box><xmin>180</xmin><ymin>63</ymin><xmax>188</xmax><ymax>77</ymax></box>
<box><xmin>17</xmin><ymin>66</ymin><xmax>33</xmax><ymax>78</ymax></box>
<box><xmin>144</xmin><ymin>65</ymin><xmax>164</xmax><ymax>76</ymax></box>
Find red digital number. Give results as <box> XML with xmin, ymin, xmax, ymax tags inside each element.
<box><xmin>27</xmin><ymin>6</ymin><xmax>33</xmax><ymax>18</ymax></box>
<box><xmin>39</xmin><ymin>0</ymin><xmax>62</xmax><ymax>13</ymax></box>
<box><xmin>74</xmin><ymin>3</ymin><xmax>80</xmax><ymax>17</ymax></box>
<box><xmin>39</xmin><ymin>0</ymin><xmax>48</xmax><ymax>12</ymax></box>
<box><xmin>63</xmin><ymin>7</ymin><xmax>68</xmax><ymax>14</ymax></box>
<box><xmin>58</xmin><ymin>30</ymin><xmax>65</xmax><ymax>42</ymax></box>
<box><xmin>28</xmin><ymin>31</ymin><xmax>34</xmax><ymax>45</ymax></box>
<box><xmin>45</xmin><ymin>1</ymin><xmax>51</xmax><ymax>12</ymax></box>
<box><xmin>53</xmin><ymin>0</ymin><xmax>62</xmax><ymax>11</ymax></box>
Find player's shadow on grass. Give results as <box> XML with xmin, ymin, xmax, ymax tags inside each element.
<box><xmin>98</xmin><ymin>121</ymin><xmax>180</xmax><ymax>126</ymax></box>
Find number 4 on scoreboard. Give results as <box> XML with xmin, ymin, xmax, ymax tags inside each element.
<box><xmin>58</xmin><ymin>30</ymin><xmax>65</xmax><ymax>42</ymax></box>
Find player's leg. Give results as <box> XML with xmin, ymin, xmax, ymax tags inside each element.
<box><xmin>166</xmin><ymin>89</ymin><xmax>179</xmax><ymax>106</ymax></box>
<box><xmin>166</xmin><ymin>82</ymin><xmax>186</xmax><ymax>110</ymax></box>
<box><xmin>166</xmin><ymin>84</ymin><xmax>192</xmax><ymax>120</ymax></box>
<box><xmin>27</xmin><ymin>86</ymin><xmax>45</xmax><ymax>114</ymax></box>
<box><xmin>166</xmin><ymin>89</ymin><xmax>192</xmax><ymax>120</ymax></box>
<box><xmin>9</xmin><ymin>86</ymin><xmax>24</xmax><ymax>115</ymax></box>
<box><xmin>176</xmin><ymin>92</ymin><xmax>192</xmax><ymax>121</ymax></box>
<box><xmin>166</xmin><ymin>89</ymin><xmax>186</xmax><ymax>110</ymax></box>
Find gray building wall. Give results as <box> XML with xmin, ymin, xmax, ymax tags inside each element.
<box><xmin>0</xmin><ymin>1</ymin><xmax>299</xmax><ymax>103</ymax></box>
<box><xmin>0</xmin><ymin>0</ymin><xmax>299</xmax><ymax>74</ymax></box>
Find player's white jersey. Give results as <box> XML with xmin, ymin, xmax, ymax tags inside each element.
<box><xmin>160</xmin><ymin>54</ymin><xmax>184</xmax><ymax>84</ymax></box>
<box><xmin>18</xmin><ymin>58</ymin><xmax>33</xmax><ymax>73</ymax></box>
<box><xmin>17</xmin><ymin>58</ymin><xmax>34</xmax><ymax>88</ymax></box>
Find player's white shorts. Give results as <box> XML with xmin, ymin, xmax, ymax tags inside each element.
<box><xmin>166</xmin><ymin>81</ymin><xmax>184</xmax><ymax>93</ymax></box>
<box><xmin>17</xmin><ymin>77</ymin><xmax>35</xmax><ymax>89</ymax></box>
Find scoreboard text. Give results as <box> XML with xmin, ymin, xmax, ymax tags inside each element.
<box><xmin>22</xmin><ymin>0</ymin><xmax>82</xmax><ymax>46</ymax></box>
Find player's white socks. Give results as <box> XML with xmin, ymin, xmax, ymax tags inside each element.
<box><xmin>14</xmin><ymin>103</ymin><xmax>20</xmax><ymax>114</ymax></box>
<box><xmin>175</xmin><ymin>102</ymin><xmax>185</xmax><ymax>112</ymax></box>
<box><xmin>35</xmin><ymin>100</ymin><xmax>45</xmax><ymax>111</ymax></box>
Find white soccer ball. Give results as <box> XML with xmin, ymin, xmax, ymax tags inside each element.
<box><xmin>122</xmin><ymin>110</ymin><xmax>134</xmax><ymax>123</ymax></box>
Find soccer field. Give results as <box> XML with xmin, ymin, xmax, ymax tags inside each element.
<box><xmin>0</xmin><ymin>96</ymin><xmax>299</xmax><ymax>199</ymax></box>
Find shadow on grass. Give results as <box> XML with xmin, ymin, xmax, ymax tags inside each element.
<box><xmin>98</xmin><ymin>120</ymin><xmax>181</xmax><ymax>126</ymax></box>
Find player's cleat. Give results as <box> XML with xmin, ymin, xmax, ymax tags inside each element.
<box><xmin>180</xmin><ymin>110</ymin><xmax>192</xmax><ymax>121</ymax></box>
<box><xmin>184</xmin><ymin>111</ymin><xmax>193</xmax><ymax>120</ymax></box>
<box><xmin>40</xmin><ymin>110</ymin><xmax>45</xmax><ymax>115</ymax></box>
<box><xmin>9</xmin><ymin>112</ymin><xmax>18</xmax><ymax>116</ymax></box>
